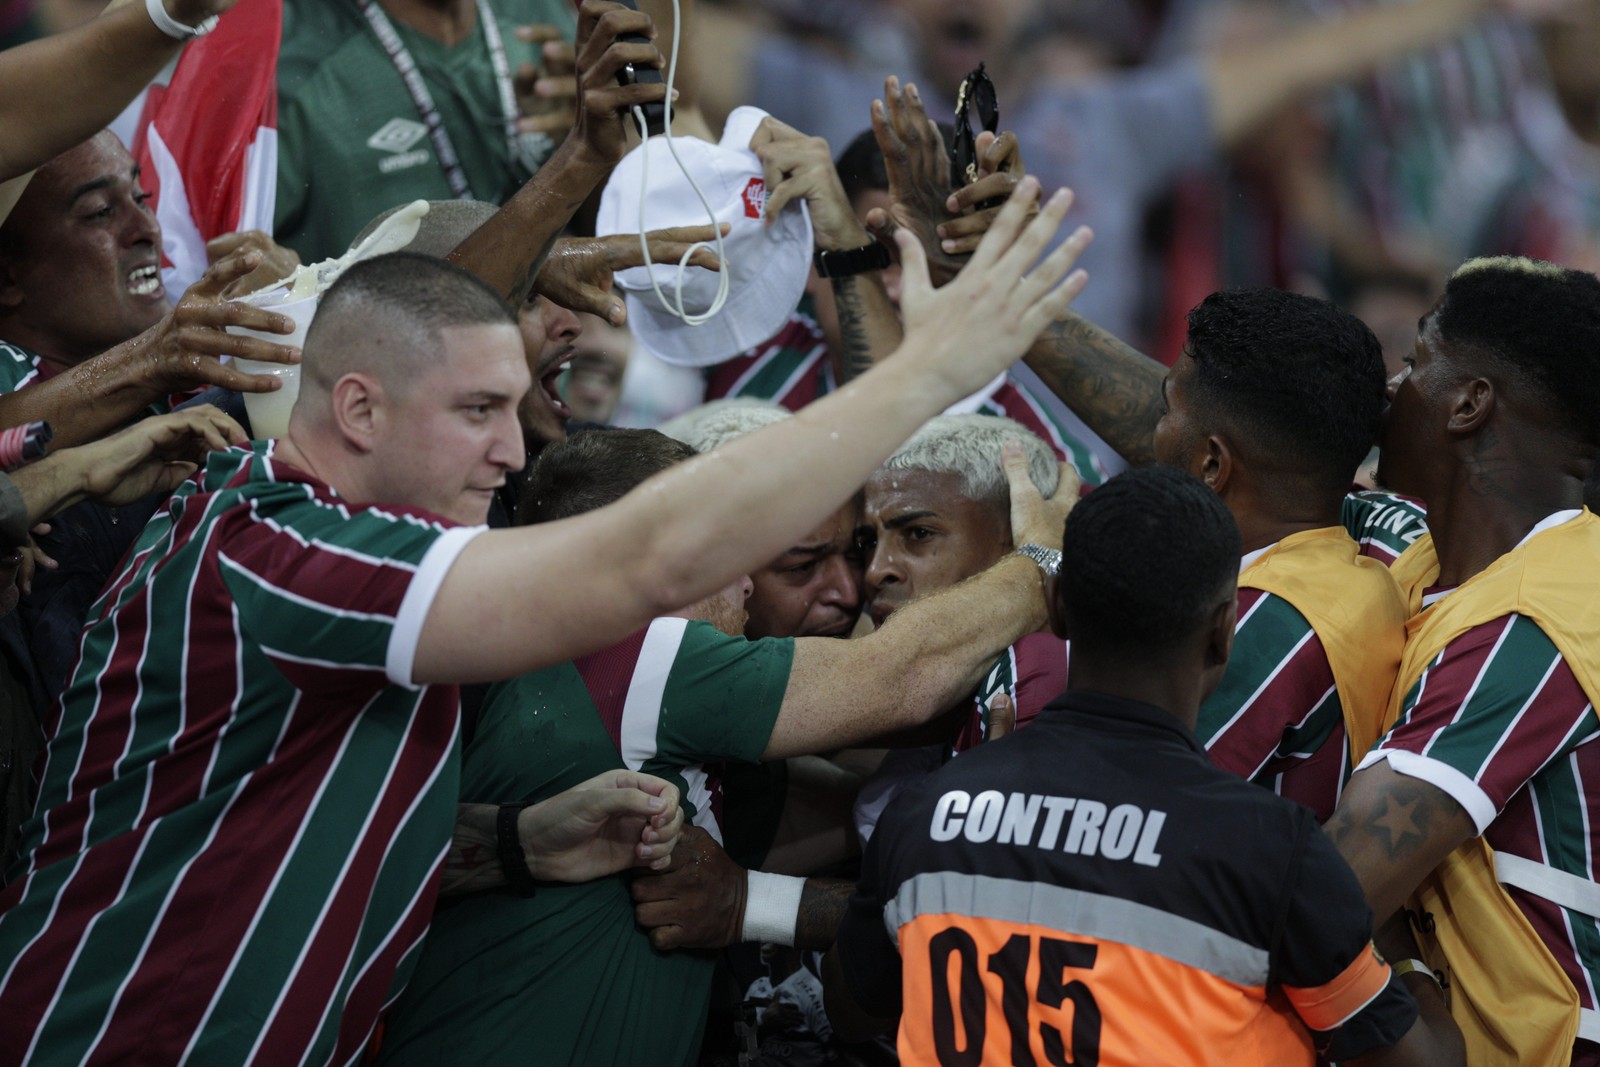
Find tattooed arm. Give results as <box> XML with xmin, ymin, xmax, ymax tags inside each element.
<box><xmin>1323</xmin><ymin>763</ymin><xmax>1477</xmax><ymax>919</ymax></box>
<box><xmin>831</xmin><ymin>274</ymin><xmax>902</xmax><ymax>384</ymax></box>
<box><xmin>1022</xmin><ymin>313</ymin><xmax>1167</xmax><ymax>467</ymax></box>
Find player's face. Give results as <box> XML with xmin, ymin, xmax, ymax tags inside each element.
<box><xmin>745</xmin><ymin>501</ymin><xmax>865</xmax><ymax>639</ymax></box>
<box><xmin>0</xmin><ymin>132</ymin><xmax>167</xmax><ymax>366</ymax></box>
<box><xmin>1375</xmin><ymin>312</ymin><xmax>1452</xmax><ymax>500</ymax></box>
<box><xmin>861</xmin><ymin>468</ymin><xmax>1011</xmax><ymax>627</ymax></box>
<box><xmin>376</xmin><ymin>322</ymin><xmax>530</xmax><ymax>525</ymax></box>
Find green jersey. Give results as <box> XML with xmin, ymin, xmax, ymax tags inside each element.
<box><xmin>275</xmin><ymin>0</ymin><xmax>575</xmax><ymax>263</ymax></box>
<box><xmin>378</xmin><ymin>617</ymin><xmax>794</xmax><ymax>1067</ymax></box>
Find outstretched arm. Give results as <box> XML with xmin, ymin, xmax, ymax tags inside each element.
<box><xmin>414</xmin><ymin>177</ymin><xmax>1093</xmax><ymax>684</ymax></box>
<box><xmin>0</xmin><ymin>0</ymin><xmax>242</xmax><ymax>182</ymax></box>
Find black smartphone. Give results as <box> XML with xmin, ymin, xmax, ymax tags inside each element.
<box><xmin>612</xmin><ymin>1</ymin><xmax>667</xmax><ymax>137</ymax></box>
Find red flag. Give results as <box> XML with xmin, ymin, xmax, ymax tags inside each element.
<box><xmin>134</xmin><ymin>0</ymin><xmax>282</xmax><ymax>295</ymax></box>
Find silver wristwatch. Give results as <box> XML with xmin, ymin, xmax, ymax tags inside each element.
<box><xmin>1015</xmin><ymin>543</ymin><xmax>1062</xmax><ymax>576</ymax></box>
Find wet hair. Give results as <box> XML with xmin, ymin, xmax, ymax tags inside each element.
<box><xmin>1433</xmin><ymin>257</ymin><xmax>1600</xmax><ymax>446</ymax></box>
<box><xmin>880</xmin><ymin>414</ymin><xmax>1059</xmax><ymax>509</ymax></box>
<box><xmin>1057</xmin><ymin>465</ymin><xmax>1240</xmax><ymax>650</ymax></box>
<box><xmin>657</xmin><ymin>398</ymin><xmax>789</xmax><ymax>452</ymax></box>
<box><xmin>519</xmin><ymin>428</ymin><xmax>696</xmax><ymax>524</ymax></box>
<box><xmin>1184</xmin><ymin>287</ymin><xmax>1386</xmax><ymax>494</ymax></box>
<box><xmin>302</xmin><ymin>252</ymin><xmax>514</xmax><ymax>389</ymax></box>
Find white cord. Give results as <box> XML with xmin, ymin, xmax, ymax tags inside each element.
<box><xmin>629</xmin><ymin>0</ymin><xmax>730</xmax><ymax>325</ymax></box>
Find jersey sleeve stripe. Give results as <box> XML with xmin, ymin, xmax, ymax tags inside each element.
<box><xmin>1355</xmin><ymin>748</ymin><xmax>1499</xmax><ymax>833</ymax></box>
<box><xmin>619</xmin><ymin>617</ymin><xmax>690</xmax><ymax>770</ymax></box>
<box><xmin>1284</xmin><ymin>943</ymin><xmax>1392</xmax><ymax>1032</ymax></box>
<box><xmin>386</xmin><ymin>525</ymin><xmax>482</xmax><ymax>688</ymax></box>
<box><xmin>883</xmin><ymin>870</ymin><xmax>1270</xmax><ymax>987</ymax></box>
<box><xmin>1418</xmin><ymin>615</ymin><xmax>1519</xmax><ymax>755</ymax></box>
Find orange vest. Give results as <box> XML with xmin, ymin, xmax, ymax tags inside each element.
<box><xmin>1380</xmin><ymin>511</ymin><xmax>1600</xmax><ymax>1065</ymax></box>
<box><xmin>1240</xmin><ymin>527</ymin><xmax>1409</xmax><ymax>768</ymax></box>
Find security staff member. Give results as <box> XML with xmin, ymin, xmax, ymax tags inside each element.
<box><xmin>822</xmin><ymin>465</ymin><xmax>1465</xmax><ymax>1066</ymax></box>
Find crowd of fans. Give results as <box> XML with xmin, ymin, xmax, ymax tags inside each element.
<box><xmin>0</xmin><ymin>0</ymin><xmax>1597</xmax><ymax>1064</ymax></box>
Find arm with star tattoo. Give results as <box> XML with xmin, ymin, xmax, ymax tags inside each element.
<box><xmin>1323</xmin><ymin>763</ymin><xmax>1478</xmax><ymax>919</ymax></box>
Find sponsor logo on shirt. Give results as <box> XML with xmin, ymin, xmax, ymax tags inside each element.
<box><xmin>367</xmin><ymin>118</ymin><xmax>430</xmax><ymax>175</ymax></box>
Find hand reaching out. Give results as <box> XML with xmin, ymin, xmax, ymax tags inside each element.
<box><xmin>532</xmin><ymin>226</ymin><xmax>727</xmax><ymax>324</ymax></box>
<box><xmin>895</xmin><ymin>175</ymin><xmax>1093</xmax><ymax>399</ymax></box>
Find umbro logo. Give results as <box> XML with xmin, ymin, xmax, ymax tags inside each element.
<box><xmin>367</xmin><ymin>118</ymin><xmax>428</xmax><ymax>154</ymax></box>
<box><xmin>367</xmin><ymin>119</ymin><xmax>431</xmax><ymax>175</ymax></box>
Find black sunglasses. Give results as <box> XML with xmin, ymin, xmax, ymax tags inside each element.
<box><xmin>949</xmin><ymin>63</ymin><xmax>999</xmax><ymax>192</ymax></box>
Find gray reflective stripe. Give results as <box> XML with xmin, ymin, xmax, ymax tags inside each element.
<box><xmin>883</xmin><ymin>871</ymin><xmax>1270</xmax><ymax>988</ymax></box>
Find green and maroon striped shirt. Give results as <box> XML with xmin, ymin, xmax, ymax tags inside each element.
<box><xmin>0</xmin><ymin>443</ymin><xmax>479</xmax><ymax>1065</ymax></box>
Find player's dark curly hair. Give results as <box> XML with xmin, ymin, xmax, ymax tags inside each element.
<box><xmin>1433</xmin><ymin>257</ymin><xmax>1600</xmax><ymax>447</ymax></box>
<box><xmin>1184</xmin><ymin>288</ymin><xmax>1386</xmax><ymax>495</ymax></box>
<box><xmin>519</xmin><ymin>429</ymin><xmax>696</xmax><ymax>524</ymax></box>
<box><xmin>1057</xmin><ymin>466</ymin><xmax>1240</xmax><ymax>649</ymax></box>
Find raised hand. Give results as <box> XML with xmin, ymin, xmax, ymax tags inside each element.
<box><xmin>749</xmin><ymin>116</ymin><xmax>872</xmax><ymax>252</ymax></box>
<box><xmin>938</xmin><ymin>129</ymin><xmax>1034</xmax><ymax>256</ymax></box>
<box><xmin>895</xmin><ymin>176</ymin><xmax>1093</xmax><ymax>399</ymax></box>
<box><xmin>75</xmin><ymin>404</ymin><xmax>246</xmax><ymax>506</ymax></box>
<box><xmin>567</xmin><ymin>0</ymin><xmax>666</xmax><ymax>169</ymax></box>
<box><xmin>866</xmin><ymin>76</ymin><xmax>968</xmax><ymax>285</ymax></box>
<box><xmin>533</xmin><ymin>225</ymin><xmax>727</xmax><ymax>324</ymax></box>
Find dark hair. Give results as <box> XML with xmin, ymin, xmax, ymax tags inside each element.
<box><xmin>519</xmin><ymin>428</ymin><xmax>696</xmax><ymax>524</ymax></box>
<box><xmin>1056</xmin><ymin>466</ymin><xmax>1240</xmax><ymax>649</ymax></box>
<box><xmin>1184</xmin><ymin>288</ymin><xmax>1386</xmax><ymax>494</ymax></box>
<box><xmin>1433</xmin><ymin>257</ymin><xmax>1600</xmax><ymax>446</ymax></box>
<box><xmin>833</xmin><ymin>122</ymin><xmax>958</xmax><ymax>208</ymax></box>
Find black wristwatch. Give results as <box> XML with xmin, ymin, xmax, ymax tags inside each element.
<box><xmin>813</xmin><ymin>240</ymin><xmax>892</xmax><ymax>279</ymax></box>
<box><xmin>497</xmin><ymin>803</ymin><xmax>540</xmax><ymax>896</ymax></box>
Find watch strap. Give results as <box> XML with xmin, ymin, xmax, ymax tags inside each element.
<box><xmin>1015</xmin><ymin>543</ymin><xmax>1063</xmax><ymax>576</ymax></box>
<box><xmin>496</xmin><ymin>803</ymin><xmax>539</xmax><ymax>896</ymax></box>
<box><xmin>813</xmin><ymin>240</ymin><xmax>892</xmax><ymax>279</ymax></box>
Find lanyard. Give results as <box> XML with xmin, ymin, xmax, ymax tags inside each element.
<box><xmin>356</xmin><ymin>0</ymin><xmax>539</xmax><ymax>199</ymax></box>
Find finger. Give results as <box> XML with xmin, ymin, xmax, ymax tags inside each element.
<box><xmin>187</xmin><ymin>250</ymin><xmax>263</xmax><ymax>298</ymax></box>
<box><xmin>179</xmin><ymin>299</ymin><xmax>297</xmax><ymax>337</ymax></box>
<box><xmin>535</xmin><ymin>75</ymin><xmax>579</xmax><ymax>99</ymax></box>
<box><xmin>518</xmin><ymin>113</ymin><xmax>578</xmax><ymax>135</ymax></box>
<box><xmin>948</xmin><ymin>173</ymin><xmax>1018</xmax><ymax>215</ymax></box>
<box><xmin>762</xmin><ymin>176</ymin><xmax>804</xmax><ymax>222</ymax></box>
<box><xmin>992</xmin><ymin>184</ymin><xmax>1073</xmax><ymax>282</ymax></box>
<box><xmin>864</xmin><ymin>207</ymin><xmax>898</xmax><ymax>247</ymax></box>
<box><xmin>982</xmin><ymin>130</ymin><xmax>1022</xmax><ymax>176</ymax></box>
<box><xmin>964</xmin><ymin>174</ymin><xmax>1042</xmax><ymax>274</ymax></box>
<box><xmin>894</xmin><ymin>227</ymin><xmax>933</xmax><ymax>307</ymax></box>
<box><xmin>1014</xmin><ymin>220</ymin><xmax>1092</xmax><ymax>308</ymax></box>
<box><xmin>628</xmin><ymin>873</ymin><xmax>680</xmax><ymax>903</ymax></box>
<box><xmin>576</xmin><ymin>9</ymin><xmax>657</xmax><ymax>76</ymax></box>
<box><xmin>1055</xmin><ymin>460</ymin><xmax>1083</xmax><ymax>505</ymax></box>
<box><xmin>205</xmin><ymin>231</ymin><xmax>247</xmax><ymax>262</ymax></box>
<box><xmin>515</xmin><ymin>22</ymin><xmax>566</xmax><ymax>44</ymax></box>
<box><xmin>153</xmin><ymin>462</ymin><xmax>200</xmax><ymax>495</ymax></box>
<box><xmin>647</xmin><ymin>924</ymin><xmax>684</xmax><ymax>951</ymax></box>
<box><xmin>988</xmin><ymin>693</ymin><xmax>1016</xmax><ymax>741</ymax></box>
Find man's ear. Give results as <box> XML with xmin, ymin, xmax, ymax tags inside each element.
<box><xmin>1445</xmin><ymin>377</ymin><xmax>1495</xmax><ymax>438</ymax></box>
<box><xmin>1199</xmin><ymin>434</ymin><xmax>1235</xmax><ymax>496</ymax></box>
<box><xmin>330</xmin><ymin>373</ymin><xmax>383</xmax><ymax>453</ymax></box>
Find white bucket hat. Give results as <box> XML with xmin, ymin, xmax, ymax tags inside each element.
<box><xmin>595</xmin><ymin>106</ymin><xmax>813</xmax><ymax>368</ymax></box>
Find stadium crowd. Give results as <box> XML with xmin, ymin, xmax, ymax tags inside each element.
<box><xmin>0</xmin><ymin>0</ymin><xmax>1597</xmax><ymax>1063</ymax></box>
